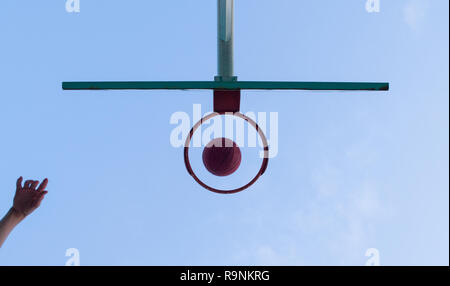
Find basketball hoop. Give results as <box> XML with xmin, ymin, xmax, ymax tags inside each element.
<box><xmin>184</xmin><ymin>112</ymin><xmax>269</xmax><ymax>194</ymax></box>
<box><xmin>62</xmin><ymin>0</ymin><xmax>389</xmax><ymax>194</ymax></box>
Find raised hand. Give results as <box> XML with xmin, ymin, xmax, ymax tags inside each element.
<box><xmin>13</xmin><ymin>177</ymin><xmax>48</xmax><ymax>217</ymax></box>
<box><xmin>0</xmin><ymin>177</ymin><xmax>49</xmax><ymax>247</ymax></box>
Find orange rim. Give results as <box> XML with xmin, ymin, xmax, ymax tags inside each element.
<box><xmin>184</xmin><ymin>112</ymin><xmax>269</xmax><ymax>194</ymax></box>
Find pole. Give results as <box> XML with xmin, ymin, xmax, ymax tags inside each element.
<box><xmin>215</xmin><ymin>0</ymin><xmax>237</xmax><ymax>82</ymax></box>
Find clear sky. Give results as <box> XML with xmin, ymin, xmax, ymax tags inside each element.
<box><xmin>0</xmin><ymin>0</ymin><xmax>448</xmax><ymax>266</ymax></box>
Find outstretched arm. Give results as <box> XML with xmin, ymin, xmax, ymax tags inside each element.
<box><xmin>0</xmin><ymin>177</ymin><xmax>48</xmax><ymax>248</ymax></box>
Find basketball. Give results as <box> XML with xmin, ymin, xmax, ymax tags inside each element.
<box><xmin>202</xmin><ymin>137</ymin><xmax>241</xmax><ymax>177</ymax></box>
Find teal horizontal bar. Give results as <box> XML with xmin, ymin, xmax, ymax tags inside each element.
<box><xmin>62</xmin><ymin>81</ymin><xmax>389</xmax><ymax>91</ymax></box>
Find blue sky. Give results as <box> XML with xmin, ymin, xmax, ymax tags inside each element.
<box><xmin>0</xmin><ymin>0</ymin><xmax>448</xmax><ymax>265</ymax></box>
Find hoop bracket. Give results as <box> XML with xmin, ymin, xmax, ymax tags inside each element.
<box><xmin>214</xmin><ymin>89</ymin><xmax>241</xmax><ymax>113</ymax></box>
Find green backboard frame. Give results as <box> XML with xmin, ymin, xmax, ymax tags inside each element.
<box><xmin>62</xmin><ymin>81</ymin><xmax>389</xmax><ymax>91</ymax></box>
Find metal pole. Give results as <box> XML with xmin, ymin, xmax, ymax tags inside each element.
<box><xmin>215</xmin><ymin>0</ymin><xmax>237</xmax><ymax>82</ymax></box>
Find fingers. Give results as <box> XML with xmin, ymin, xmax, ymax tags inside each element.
<box><xmin>36</xmin><ymin>190</ymin><xmax>48</xmax><ymax>198</ymax></box>
<box><xmin>16</xmin><ymin>177</ymin><xmax>23</xmax><ymax>190</ymax></box>
<box><xmin>31</xmin><ymin>181</ymin><xmax>39</xmax><ymax>190</ymax></box>
<box><xmin>37</xmin><ymin>178</ymin><xmax>48</xmax><ymax>192</ymax></box>
<box><xmin>21</xmin><ymin>179</ymin><xmax>48</xmax><ymax>191</ymax></box>
<box><xmin>21</xmin><ymin>177</ymin><xmax>48</xmax><ymax>192</ymax></box>
<box><xmin>24</xmin><ymin>180</ymin><xmax>33</xmax><ymax>189</ymax></box>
